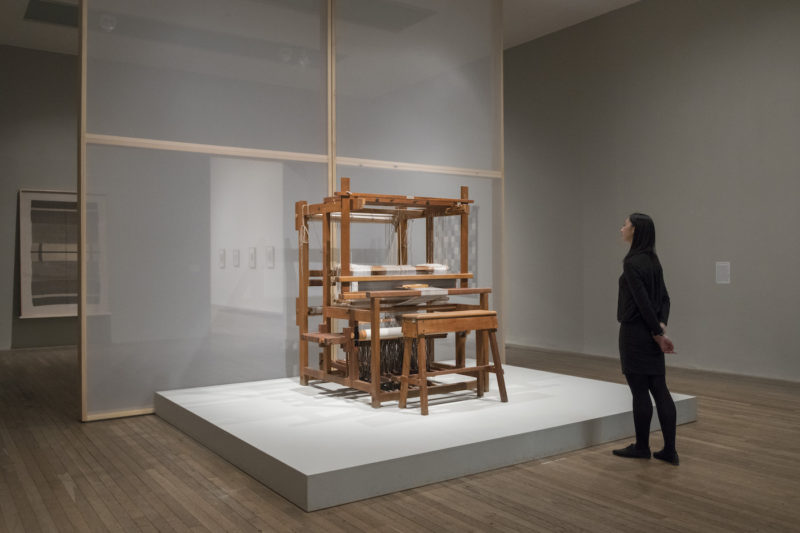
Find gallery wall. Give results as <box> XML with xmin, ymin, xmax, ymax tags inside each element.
<box><xmin>505</xmin><ymin>0</ymin><xmax>800</xmax><ymax>381</ymax></box>
<box><xmin>0</xmin><ymin>45</ymin><xmax>79</xmax><ymax>349</ymax></box>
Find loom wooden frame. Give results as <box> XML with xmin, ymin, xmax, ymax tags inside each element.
<box><xmin>296</xmin><ymin>177</ymin><xmax>503</xmax><ymax>409</ymax></box>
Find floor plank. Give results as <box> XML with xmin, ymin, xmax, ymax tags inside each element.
<box><xmin>1</xmin><ymin>345</ymin><xmax>798</xmax><ymax>532</ymax></box>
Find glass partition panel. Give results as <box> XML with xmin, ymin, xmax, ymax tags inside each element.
<box><xmin>335</xmin><ymin>0</ymin><xmax>501</xmax><ymax>170</ymax></box>
<box><xmin>85</xmin><ymin>144</ymin><xmax>325</xmax><ymax>415</ymax></box>
<box><xmin>86</xmin><ymin>0</ymin><xmax>326</xmax><ymax>154</ymax></box>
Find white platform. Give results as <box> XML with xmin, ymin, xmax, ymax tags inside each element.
<box><xmin>154</xmin><ymin>365</ymin><xmax>696</xmax><ymax>511</ymax></box>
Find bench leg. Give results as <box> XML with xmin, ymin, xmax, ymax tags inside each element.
<box><xmin>399</xmin><ymin>337</ymin><xmax>412</xmax><ymax>409</ymax></box>
<box><xmin>488</xmin><ymin>330</ymin><xmax>508</xmax><ymax>403</ymax></box>
<box><xmin>475</xmin><ymin>330</ymin><xmax>485</xmax><ymax>397</ymax></box>
<box><xmin>455</xmin><ymin>331</ymin><xmax>466</xmax><ymax>368</ymax></box>
<box><xmin>482</xmin><ymin>330</ymin><xmax>492</xmax><ymax>393</ymax></box>
<box><xmin>479</xmin><ymin>293</ymin><xmax>491</xmax><ymax>393</ymax></box>
<box><xmin>347</xmin><ymin>322</ymin><xmax>357</xmax><ymax>386</ymax></box>
<box><xmin>418</xmin><ymin>337</ymin><xmax>428</xmax><ymax>415</ymax></box>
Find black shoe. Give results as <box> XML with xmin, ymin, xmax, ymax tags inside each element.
<box><xmin>612</xmin><ymin>444</ymin><xmax>651</xmax><ymax>459</ymax></box>
<box><xmin>653</xmin><ymin>449</ymin><xmax>680</xmax><ymax>465</ymax></box>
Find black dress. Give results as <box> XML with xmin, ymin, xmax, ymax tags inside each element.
<box><xmin>617</xmin><ymin>252</ymin><xmax>671</xmax><ymax>375</ymax></box>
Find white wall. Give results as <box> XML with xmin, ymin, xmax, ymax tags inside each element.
<box><xmin>504</xmin><ymin>30</ymin><xmax>585</xmax><ymax>353</ymax></box>
<box><xmin>505</xmin><ymin>0</ymin><xmax>800</xmax><ymax>381</ymax></box>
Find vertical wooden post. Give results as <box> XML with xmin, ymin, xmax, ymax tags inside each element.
<box><xmin>455</xmin><ymin>331</ymin><xmax>466</xmax><ymax>368</ymax></box>
<box><xmin>370</xmin><ymin>297</ymin><xmax>382</xmax><ymax>407</ymax></box>
<box><xmin>480</xmin><ymin>292</ymin><xmax>490</xmax><ymax>393</ymax></box>
<box><xmin>425</xmin><ymin>211</ymin><xmax>434</xmax><ymax>263</ymax></box>
<box><xmin>336</xmin><ymin>181</ymin><xmax>351</xmax><ymax>368</ymax></box>
<box><xmin>339</xmin><ymin>177</ymin><xmax>350</xmax><ymax>285</ymax></box>
<box><xmin>399</xmin><ymin>336</ymin><xmax>412</xmax><ymax>409</ymax></box>
<box><xmin>347</xmin><ymin>319</ymin><xmax>357</xmax><ymax>386</ymax></box>
<box><xmin>322</xmin><ymin>213</ymin><xmax>331</xmax><ymax>307</ymax></box>
<box><xmin>340</xmin><ymin>187</ymin><xmax>351</xmax><ymax>285</ymax></box>
<box><xmin>418</xmin><ymin>336</ymin><xmax>428</xmax><ymax>415</ymax></box>
<box><xmin>398</xmin><ymin>210</ymin><xmax>408</xmax><ymax>265</ymax></box>
<box><xmin>78</xmin><ymin>0</ymin><xmax>88</xmax><ymax>421</ymax></box>
<box><xmin>339</xmin><ymin>178</ymin><xmax>351</xmax><ymax>278</ymax></box>
<box><xmin>322</xmin><ymin>211</ymin><xmax>332</xmax><ymax>370</ymax></box>
<box><xmin>489</xmin><ymin>331</ymin><xmax>508</xmax><ymax>403</ymax></box>
<box><xmin>296</xmin><ymin>201</ymin><xmax>309</xmax><ymax>385</ymax></box>
<box><xmin>460</xmin><ymin>186</ymin><xmax>469</xmax><ymax>288</ymax></box>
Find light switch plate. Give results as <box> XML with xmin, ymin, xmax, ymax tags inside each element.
<box><xmin>715</xmin><ymin>261</ymin><xmax>730</xmax><ymax>284</ymax></box>
<box><xmin>232</xmin><ymin>249</ymin><xmax>240</xmax><ymax>268</ymax></box>
<box><xmin>249</xmin><ymin>247</ymin><xmax>256</xmax><ymax>269</ymax></box>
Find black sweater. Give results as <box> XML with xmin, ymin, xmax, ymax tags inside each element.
<box><xmin>617</xmin><ymin>252</ymin><xmax>670</xmax><ymax>336</ymax></box>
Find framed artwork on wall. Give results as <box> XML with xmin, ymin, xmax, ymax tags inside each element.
<box><xmin>18</xmin><ymin>190</ymin><xmax>108</xmax><ymax>318</ymax></box>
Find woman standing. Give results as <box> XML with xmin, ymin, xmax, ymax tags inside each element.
<box><xmin>613</xmin><ymin>213</ymin><xmax>679</xmax><ymax>465</ymax></box>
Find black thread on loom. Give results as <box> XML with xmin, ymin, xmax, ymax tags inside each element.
<box><xmin>356</xmin><ymin>338</ymin><xmax>434</xmax><ymax>390</ymax></box>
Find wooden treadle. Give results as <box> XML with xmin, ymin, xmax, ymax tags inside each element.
<box><xmin>302</xmin><ymin>332</ymin><xmax>348</xmax><ymax>346</ymax></box>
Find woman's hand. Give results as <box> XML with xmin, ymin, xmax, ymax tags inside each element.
<box><xmin>654</xmin><ymin>334</ymin><xmax>675</xmax><ymax>354</ymax></box>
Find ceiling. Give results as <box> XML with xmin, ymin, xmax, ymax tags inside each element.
<box><xmin>1</xmin><ymin>0</ymin><xmax>639</xmax><ymax>56</ymax></box>
<box><xmin>503</xmin><ymin>0</ymin><xmax>639</xmax><ymax>49</ymax></box>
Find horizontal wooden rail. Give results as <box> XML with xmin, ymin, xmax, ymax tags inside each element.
<box><xmin>336</xmin><ymin>155</ymin><xmax>501</xmax><ymax>179</ymax></box>
<box><xmin>357</xmin><ymin>287</ymin><xmax>489</xmax><ymax>299</ymax></box>
<box><xmin>402</xmin><ymin>310</ymin><xmax>496</xmax><ymax>321</ymax></box>
<box><xmin>86</xmin><ymin>134</ymin><xmax>328</xmax><ymax>164</ymax></box>
<box><xmin>337</xmin><ymin>273</ymin><xmax>472</xmax><ymax>282</ymax></box>
<box><xmin>336</xmin><ymin>191</ymin><xmax>475</xmax><ymax>204</ymax></box>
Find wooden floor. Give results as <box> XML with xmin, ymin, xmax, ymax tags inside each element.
<box><xmin>1</xmin><ymin>346</ymin><xmax>798</xmax><ymax>532</ymax></box>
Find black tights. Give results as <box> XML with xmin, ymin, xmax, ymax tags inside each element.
<box><xmin>624</xmin><ymin>373</ymin><xmax>677</xmax><ymax>452</ymax></box>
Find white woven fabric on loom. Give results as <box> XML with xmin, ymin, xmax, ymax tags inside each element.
<box><xmin>348</xmin><ymin>263</ymin><xmax>373</xmax><ymax>274</ymax></box>
<box><xmin>415</xmin><ymin>263</ymin><xmax>450</xmax><ymax>273</ymax></box>
<box><xmin>334</xmin><ymin>263</ymin><xmax>452</xmax><ymax>300</ymax></box>
<box><xmin>418</xmin><ymin>287</ymin><xmax>448</xmax><ymax>296</ymax></box>
<box><xmin>336</xmin><ymin>263</ymin><xmax>450</xmax><ymax>275</ymax></box>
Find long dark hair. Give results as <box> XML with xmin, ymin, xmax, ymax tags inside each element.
<box><xmin>625</xmin><ymin>212</ymin><xmax>657</xmax><ymax>260</ymax></box>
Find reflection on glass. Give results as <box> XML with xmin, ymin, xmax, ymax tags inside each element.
<box><xmin>85</xmin><ymin>144</ymin><xmax>325</xmax><ymax>414</ymax></box>
<box><xmin>210</xmin><ymin>157</ymin><xmax>285</xmax><ymax>315</ymax></box>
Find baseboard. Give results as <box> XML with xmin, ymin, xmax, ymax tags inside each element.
<box><xmin>505</xmin><ymin>343</ymin><xmax>800</xmax><ymax>385</ymax></box>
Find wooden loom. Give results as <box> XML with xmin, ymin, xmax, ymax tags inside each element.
<box><xmin>295</xmin><ymin>177</ymin><xmax>507</xmax><ymax>412</ymax></box>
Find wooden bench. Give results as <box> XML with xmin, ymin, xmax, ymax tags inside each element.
<box><xmin>398</xmin><ymin>310</ymin><xmax>508</xmax><ymax>415</ymax></box>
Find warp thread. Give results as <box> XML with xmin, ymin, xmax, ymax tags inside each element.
<box><xmin>356</xmin><ymin>338</ymin><xmax>434</xmax><ymax>390</ymax></box>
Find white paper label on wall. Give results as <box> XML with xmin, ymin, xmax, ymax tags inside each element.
<box><xmin>715</xmin><ymin>261</ymin><xmax>731</xmax><ymax>284</ymax></box>
<box><xmin>265</xmin><ymin>246</ymin><xmax>275</xmax><ymax>269</ymax></box>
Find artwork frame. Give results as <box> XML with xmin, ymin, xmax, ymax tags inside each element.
<box><xmin>18</xmin><ymin>189</ymin><xmax>108</xmax><ymax>318</ymax></box>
